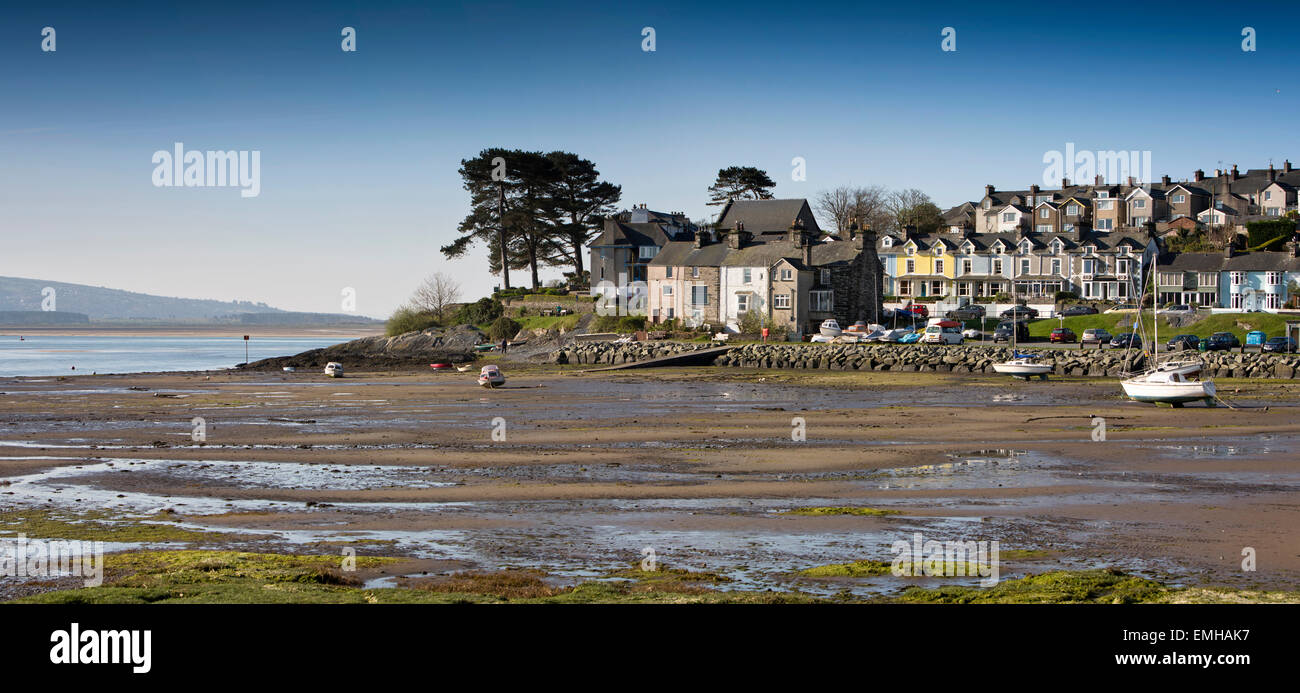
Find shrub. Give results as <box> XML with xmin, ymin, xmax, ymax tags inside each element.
<box><xmin>488</xmin><ymin>316</ymin><xmax>521</xmax><ymax>341</ymax></box>
<box><xmin>1246</xmin><ymin>219</ymin><xmax>1296</xmax><ymax>249</ymax></box>
<box><xmin>738</xmin><ymin>310</ymin><xmax>766</xmax><ymax>334</ymax></box>
<box><xmin>593</xmin><ymin>314</ymin><xmax>645</xmax><ymax>333</ymax></box>
<box><xmin>453</xmin><ymin>297</ymin><xmax>504</xmax><ymax>325</ymax></box>
<box><xmin>1054</xmin><ymin>291</ymin><xmax>1079</xmax><ymax>303</ymax></box>
<box><xmin>385</xmin><ymin>306</ymin><xmax>440</xmax><ymax>336</ymax></box>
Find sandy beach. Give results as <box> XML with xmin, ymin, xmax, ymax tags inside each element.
<box><xmin>1</xmin><ymin>364</ymin><xmax>1297</xmax><ymax>602</ymax></box>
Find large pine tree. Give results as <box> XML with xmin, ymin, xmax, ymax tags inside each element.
<box><xmin>707</xmin><ymin>166</ymin><xmax>776</xmax><ymax>205</ymax></box>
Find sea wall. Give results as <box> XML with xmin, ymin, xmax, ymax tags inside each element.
<box><xmin>554</xmin><ymin>340</ymin><xmax>1300</xmax><ymax>378</ymax></box>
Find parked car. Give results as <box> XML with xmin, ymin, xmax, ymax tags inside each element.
<box><xmin>1000</xmin><ymin>305</ymin><xmax>1039</xmax><ymax>319</ymax></box>
<box><xmin>1262</xmin><ymin>337</ymin><xmax>1298</xmax><ymax>353</ymax></box>
<box><xmin>921</xmin><ymin>325</ymin><xmax>964</xmax><ymax>344</ymax></box>
<box><xmin>1165</xmin><ymin>334</ymin><xmax>1200</xmax><ymax>351</ymax></box>
<box><xmin>1206</xmin><ymin>332</ymin><xmax>1240</xmax><ymax>351</ymax></box>
<box><xmin>901</xmin><ymin>303</ymin><xmax>929</xmax><ymax>318</ymax></box>
<box><xmin>1081</xmin><ymin>328</ymin><xmax>1113</xmax><ymax>345</ymax></box>
<box><xmin>1059</xmin><ymin>304</ymin><xmax>1098</xmax><ymax>317</ymax></box>
<box><xmin>1110</xmin><ymin>333</ymin><xmax>1142</xmax><ymax>349</ymax></box>
<box><xmin>947</xmin><ymin>305</ymin><xmax>985</xmax><ymax>321</ymax></box>
<box><xmin>1105</xmin><ymin>303</ymin><xmax>1139</xmax><ymax>314</ymax></box>
<box><xmin>992</xmin><ymin>320</ymin><xmax>1030</xmax><ymax>343</ymax></box>
<box><xmin>1246</xmin><ymin>330</ymin><xmax>1267</xmax><ymax>347</ymax></box>
<box><xmin>1049</xmin><ymin>328</ymin><xmax>1077</xmax><ymax>343</ymax></box>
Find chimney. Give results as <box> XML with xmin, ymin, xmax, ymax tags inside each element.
<box><xmin>1289</xmin><ymin>237</ymin><xmax>1300</xmax><ymax>258</ymax></box>
<box><xmin>985</xmin><ymin>184</ymin><xmax>995</xmax><ymax>198</ymax></box>
<box><xmin>847</xmin><ymin>218</ymin><xmax>858</xmax><ymax>242</ymax></box>
<box><xmin>1094</xmin><ymin>174</ymin><xmax>1104</xmax><ymax>185</ymax></box>
<box><xmin>693</xmin><ymin>228</ymin><xmax>706</xmax><ymax>249</ymax></box>
<box><xmin>1075</xmin><ymin>220</ymin><xmax>1089</xmax><ymax>243</ymax></box>
<box><xmin>1268</xmin><ymin>164</ymin><xmax>1277</xmax><ymax>183</ymax></box>
<box><xmin>1061</xmin><ymin>177</ymin><xmax>1070</xmax><ymax>188</ymax></box>
<box><xmin>1286</xmin><ymin>160</ymin><xmax>1293</xmax><ymax>173</ymax></box>
<box><xmin>1194</xmin><ymin>169</ymin><xmax>1205</xmax><ymax>182</ymax></box>
<box><xmin>729</xmin><ymin>221</ymin><xmax>749</xmax><ymax>249</ymax></box>
<box><xmin>903</xmin><ymin>224</ymin><xmax>917</xmax><ymax>240</ymax></box>
<box><xmin>1231</xmin><ymin>164</ymin><xmax>1240</xmax><ymax>180</ymax></box>
<box><xmin>1161</xmin><ymin>175</ymin><xmax>1171</xmax><ymax>185</ymax></box>
<box><xmin>1224</xmin><ymin>237</ymin><xmax>1236</xmax><ymax>258</ymax></box>
<box><xmin>799</xmin><ymin>223</ymin><xmax>813</xmax><ymax>267</ymax></box>
<box><xmin>1030</xmin><ymin>184</ymin><xmax>1040</xmax><ymax>195</ymax></box>
<box><xmin>1126</xmin><ymin>176</ymin><xmax>1136</xmax><ymax>187</ymax></box>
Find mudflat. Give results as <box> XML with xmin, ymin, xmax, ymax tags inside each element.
<box><xmin>2</xmin><ymin>366</ymin><xmax>1298</xmax><ymax>600</ymax></box>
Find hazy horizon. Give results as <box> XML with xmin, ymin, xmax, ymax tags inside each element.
<box><xmin>4</xmin><ymin>0</ymin><xmax>1296</xmax><ymax>318</ymax></box>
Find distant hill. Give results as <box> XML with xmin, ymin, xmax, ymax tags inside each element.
<box><xmin>0</xmin><ymin>276</ymin><xmax>380</xmax><ymax>325</ymax></box>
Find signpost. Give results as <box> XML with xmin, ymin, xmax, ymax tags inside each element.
<box><xmin>243</xmin><ymin>335</ymin><xmax>250</xmax><ymax>364</ymax></box>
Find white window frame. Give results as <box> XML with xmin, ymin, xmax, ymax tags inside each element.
<box><xmin>810</xmin><ymin>290</ymin><xmax>833</xmax><ymax>312</ymax></box>
<box><xmin>742</xmin><ymin>268</ymin><xmax>752</xmax><ymax>284</ymax></box>
<box><xmin>774</xmin><ymin>293</ymin><xmax>791</xmax><ymax>309</ymax></box>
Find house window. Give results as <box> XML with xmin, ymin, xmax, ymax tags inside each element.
<box><xmin>1097</xmin><ymin>191</ymin><xmax>1109</xmax><ymax>198</ymax></box>
<box><xmin>882</xmin><ymin>237</ymin><xmax>892</xmax><ymax>247</ymax></box>
<box><xmin>1036</xmin><ymin>225</ymin><xmax>1052</xmax><ymax>233</ymax></box>
<box><xmin>742</xmin><ymin>268</ymin><xmax>752</xmax><ymax>283</ymax></box>
<box><xmin>1019</xmin><ymin>259</ymin><xmax>1030</xmax><ymax>275</ymax></box>
<box><xmin>1231</xmin><ymin>272</ymin><xmax>1245</xmax><ymax>286</ymax></box>
<box><xmin>1064</xmin><ymin>224</ymin><xmax>1074</xmax><ymax>232</ymax></box>
<box><xmin>692</xmin><ymin>266</ymin><xmax>700</xmax><ymax>278</ymax></box>
<box><xmin>1231</xmin><ymin>293</ymin><xmax>1243</xmax><ymax>309</ymax></box>
<box><xmin>1096</xmin><ymin>219</ymin><xmax>1113</xmax><ymax>230</ymax></box>
<box><xmin>1266</xmin><ymin>292</ymin><xmax>1281</xmax><ymax>310</ymax></box>
<box><xmin>992</xmin><ymin>259</ymin><xmax>1003</xmax><ymax>274</ymax></box>
<box><xmin>1159</xmin><ymin>272</ymin><xmax>1179</xmax><ymax>287</ymax></box>
<box><xmin>662</xmin><ymin>285</ymin><xmax>673</xmax><ymax>296</ymax></box>
<box><xmin>957</xmin><ymin>282</ymin><xmax>970</xmax><ymax>297</ymax></box>
<box><xmin>1198</xmin><ymin>273</ymin><xmax>1217</xmax><ymax>287</ymax></box>
<box><xmin>1267</xmin><ymin>272</ymin><xmax>1282</xmax><ymax>286</ymax></box>
<box><xmin>1098</xmin><ymin>200</ymin><xmax>1114</xmax><ymax>210</ymax></box>
<box><xmin>983</xmin><ymin>200</ymin><xmax>991</xmax><ymax>209</ymax></box>
<box><xmin>961</xmin><ymin>259</ymin><xmax>972</xmax><ymax>274</ymax></box>
<box><xmin>1051</xmin><ymin>259</ymin><xmax>1061</xmax><ymax>275</ymax></box>
<box><xmin>780</xmin><ymin>268</ymin><xmax>793</xmax><ymax>281</ymax></box>
<box><xmin>899</xmin><ymin>280</ymin><xmax>912</xmax><ymax>296</ymax></box>
<box><xmin>1039</xmin><ymin>208</ymin><xmax>1049</xmax><ymax>218</ymax></box>
<box><xmin>934</xmin><ymin>259</ymin><xmax>945</xmax><ymax>275</ymax></box>
<box><xmin>774</xmin><ymin>294</ymin><xmax>791</xmax><ymax>309</ymax></box>
<box><xmin>905</xmin><ymin>259</ymin><xmax>915</xmax><ymax>274</ymax></box>
<box><xmin>1198</xmin><ymin>293</ymin><xmax>1215</xmax><ymax>307</ymax></box>
<box><xmin>639</xmin><ymin>246</ymin><xmax>658</xmax><ymax>259</ymax></box>
<box><xmin>1116</xmin><ymin>259</ymin><xmax>1130</xmax><ymax>276</ymax></box>
<box><xmin>1133</xmin><ymin>199</ymin><xmax>1146</xmax><ymax>209</ymax></box>
<box><xmin>665</xmin><ymin>266</ymin><xmax>673</xmax><ymax>278</ymax></box>
<box><xmin>906</xmin><ymin>246</ymin><xmax>916</xmax><ymax>256</ymax></box>
<box><xmin>1066</xmin><ymin>204</ymin><xmax>1080</xmax><ymax>216</ymax></box>
<box><xmin>1002</xmin><ymin>212</ymin><xmax>1016</xmax><ymax>222</ymax></box>
<box><xmin>1083</xmin><ymin>259</ymin><xmax>1097</xmax><ymax>275</ymax></box>
<box><xmin>930</xmin><ymin>281</ymin><xmax>943</xmax><ymax>296</ymax></box>
<box><xmin>690</xmin><ymin>285</ymin><xmax>708</xmax><ymax>305</ymax></box>
<box><xmin>1173</xmin><ymin>194</ymin><xmax>1186</xmax><ymax>204</ymax></box>
<box><xmin>736</xmin><ymin>294</ymin><xmax>748</xmax><ymax>313</ymax></box>
<box><xmin>666</xmin><ymin>307</ymin><xmax>674</xmax><ymax>319</ymax></box>
<box><xmin>1265</xmin><ymin>191</ymin><xmax>1273</xmax><ymax>201</ymax></box>
<box><xmin>820</xmin><ymin>269</ymin><xmax>832</xmax><ymax>284</ymax></box>
<box><xmin>810</xmin><ymin>290</ymin><xmax>833</xmax><ymax>312</ymax></box>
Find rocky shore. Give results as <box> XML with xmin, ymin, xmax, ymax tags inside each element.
<box><xmin>553</xmin><ymin>340</ymin><xmax>1300</xmax><ymax>378</ymax></box>
<box><xmin>242</xmin><ymin>325</ymin><xmax>486</xmax><ymax>370</ymax></box>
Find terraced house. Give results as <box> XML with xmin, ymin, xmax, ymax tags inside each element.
<box><xmin>1157</xmin><ymin>244</ymin><xmax>1300</xmax><ymax>311</ymax></box>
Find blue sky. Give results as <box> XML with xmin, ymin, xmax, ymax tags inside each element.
<box><xmin>2</xmin><ymin>0</ymin><xmax>1297</xmax><ymax>317</ymax></box>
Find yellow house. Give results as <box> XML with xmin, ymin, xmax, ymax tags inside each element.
<box><xmin>897</xmin><ymin>237</ymin><xmax>954</xmax><ymax>298</ymax></box>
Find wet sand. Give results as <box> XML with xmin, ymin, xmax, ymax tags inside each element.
<box><xmin>2</xmin><ymin>366</ymin><xmax>1298</xmax><ymax>597</ymax></box>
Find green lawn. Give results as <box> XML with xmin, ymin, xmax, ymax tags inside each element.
<box><xmin>515</xmin><ymin>314</ymin><xmax>581</xmax><ymax>331</ymax></box>
<box><xmin>1024</xmin><ymin>311</ymin><xmax>1292</xmax><ymax>341</ymax></box>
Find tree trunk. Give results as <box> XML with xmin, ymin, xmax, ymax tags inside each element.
<box><xmin>497</xmin><ymin>182</ymin><xmax>511</xmax><ymax>290</ymax></box>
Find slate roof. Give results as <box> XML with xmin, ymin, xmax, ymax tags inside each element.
<box><xmin>715</xmin><ymin>198</ymin><xmax>822</xmax><ymax>235</ymax></box>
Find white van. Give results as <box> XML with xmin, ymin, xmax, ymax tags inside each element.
<box><xmin>921</xmin><ymin>325</ymin><xmax>964</xmax><ymax>345</ymax></box>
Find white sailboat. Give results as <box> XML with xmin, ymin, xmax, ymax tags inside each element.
<box><xmin>1120</xmin><ymin>240</ymin><xmax>1216</xmax><ymax>407</ymax></box>
<box><xmin>992</xmin><ymin>266</ymin><xmax>1051</xmax><ymax>380</ymax></box>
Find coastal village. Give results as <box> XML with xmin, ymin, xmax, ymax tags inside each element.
<box><xmin>589</xmin><ymin>163</ymin><xmax>1300</xmax><ymax>338</ymax></box>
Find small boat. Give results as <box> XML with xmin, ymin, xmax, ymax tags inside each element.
<box><xmin>992</xmin><ymin>352</ymin><xmax>1052</xmax><ymax>380</ymax></box>
<box><xmin>430</xmin><ymin>363</ymin><xmax>453</xmax><ymax>371</ymax></box>
<box><xmin>1121</xmin><ymin>367</ymin><xmax>1215</xmax><ymax>407</ymax></box>
<box><xmin>474</xmin><ymin>343</ymin><xmax>497</xmax><ymax>352</ymax></box>
<box><xmin>810</xmin><ymin>333</ymin><xmax>835</xmax><ymax>343</ymax></box>
<box><xmin>819</xmin><ymin>319</ymin><xmax>843</xmax><ymax>336</ymax></box>
<box><xmin>282</xmin><ymin>366</ymin><xmax>296</xmax><ymax>372</ymax></box>
<box><xmin>477</xmin><ymin>365</ymin><xmax>505</xmax><ymax>388</ymax></box>
<box><xmin>844</xmin><ymin>321</ymin><xmax>871</xmax><ymax>335</ymax></box>
<box><xmin>455</xmin><ymin>364</ymin><xmax>474</xmax><ymax>372</ymax></box>
<box><xmin>323</xmin><ymin>362</ymin><xmax>344</xmax><ymax>378</ymax></box>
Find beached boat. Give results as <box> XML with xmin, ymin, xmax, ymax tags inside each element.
<box><xmin>323</xmin><ymin>362</ymin><xmax>344</xmax><ymax>378</ymax></box>
<box><xmin>477</xmin><ymin>365</ymin><xmax>505</xmax><ymax>388</ymax></box>
<box><xmin>819</xmin><ymin>319</ymin><xmax>843</xmax><ymax>336</ymax></box>
<box><xmin>992</xmin><ymin>353</ymin><xmax>1052</xmax><ymax>379</ymax></box>
<box><xmin>1119</xmin><ymin>241</ymin><xmax>1216</xmax><ymax>407</ymax></box>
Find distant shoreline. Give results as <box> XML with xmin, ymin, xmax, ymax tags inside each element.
<box><xmin>0</xmin><ymin>325</ymin><xmax>382</xmax><ymax>339</ymax></box>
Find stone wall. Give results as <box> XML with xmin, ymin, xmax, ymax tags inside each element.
<box><xmin>550</xmin><ymin>341</ymin><xmax>718</xmax><ymax>365</ymax></box>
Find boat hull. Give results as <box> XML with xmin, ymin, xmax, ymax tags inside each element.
<box><xmin>992</xmin><ymin>361</ymin><xmax>1052</xmax><ymax>378</ymax></box>
<box><xmin>1121</xmin><ymin>378</ymin><xmax>1215</xmax><ymax>404</ymax></box>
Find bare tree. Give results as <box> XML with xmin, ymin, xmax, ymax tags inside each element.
<box><xmin>409</xmin><ymin>272</ymin><xmax>462</xmax><ymax>320</ymax></box>
<box><xmin>815</xmin><ymin>185</ymin><xmax>893</xmax><ymax>235</ymax></box>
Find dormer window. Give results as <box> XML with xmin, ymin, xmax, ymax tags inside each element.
<box><xmin>983</xmin><ymin>200</ymin><xmax>991</xmax><ymax>210</ymax></box>
<box><xmin>1084</xmin><ymin>245</ymin><xmax>1095</xmax><ymax>255</ymax></box>
<box><xmin>881</xmin><ymin>237</ymin><xmax>892</xmax><ymax>247</ymax></box>
<box><xmin>905</xmin><ymin>245</ymin><xmax>916</xmax><ymax>256</ymax></box>
<box><xmin>961</xmin><ymin>243</ymin><xmax>974</xmax><ymax>254</ymax></box>
<box><xmin>1097</xmin><ymin>191</ymin><xmax>1110</xmax><ymax>199</ymax></box>
<box><xmin>1019</xmin><ymin>241</ymin><xmax>1031</xmax><ymax>254</ymax></box>
<box><xmin>932</xmin><ymin>246</ymin><xmax>944</xmax><ymax>256</ymax></box>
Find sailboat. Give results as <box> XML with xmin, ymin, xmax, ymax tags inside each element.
<box><xmin>1120</xmin><ymin>240</ymin><xmax>1216</xmax><ymax>407</ymax></box>
<box><xmin>992</xmin><ymin>259</ymin><xmax>1051</xmax><ymax>380</ymax></box>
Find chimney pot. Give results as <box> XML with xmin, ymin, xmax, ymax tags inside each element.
<box><xmin>1127</xmin><ymin>176</ymin><xmax>1135</xmax><ymax>187</ymax></box>
<box><xmin>1286</xmin><ymin>160</ymin><xmax>1293</xmax><ymax>173</ymax></box>
<box><xmin>1061</xmin><ymin>177</ymin><xmax>1070</xmax><ymax>188</ymax></box>
<box><xmin>1195</xmin><ymin>169</ymin><xmax>1205</xmax><ymax>182</ymax></box>
<box><xmin>1030</xmin><ymin>184</ymin><xmax>1040</xmax><ymax>194</ymax></box>
<box><xmin>985</xmin><ymin>184</ymin><xmax>995</xmax><ymax>197</ymax></box>
<box><xmin>1231</xmin><ymin>164</ymin><xmax>1240</xmax><ymax>180</ymax></box>
<box><xmin>1094</xmin><ymin>174</ymin><xmax>1104</xmax><ymax>185</ymax></box>
<box><xmin>1161</xmin><ymin>175</ymin><xmax>1171</xmax><ymax>185</ymax></box>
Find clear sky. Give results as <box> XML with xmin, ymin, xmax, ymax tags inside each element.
<box><xmin>2</xmin><ymin>0</ymin><xmax>1296</xmax><ymax>317</ymax></box>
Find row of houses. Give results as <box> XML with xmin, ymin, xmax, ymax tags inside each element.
<box><xmin>945</xmin><ymin>162</ymin><xmax>1300</xmax><ymax>239</ymax></box>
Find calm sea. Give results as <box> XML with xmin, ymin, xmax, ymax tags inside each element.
<box><xmin>0</xmin><ymin>335</ymin><xmax>347</xmax><ymax>377</ymax></box>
